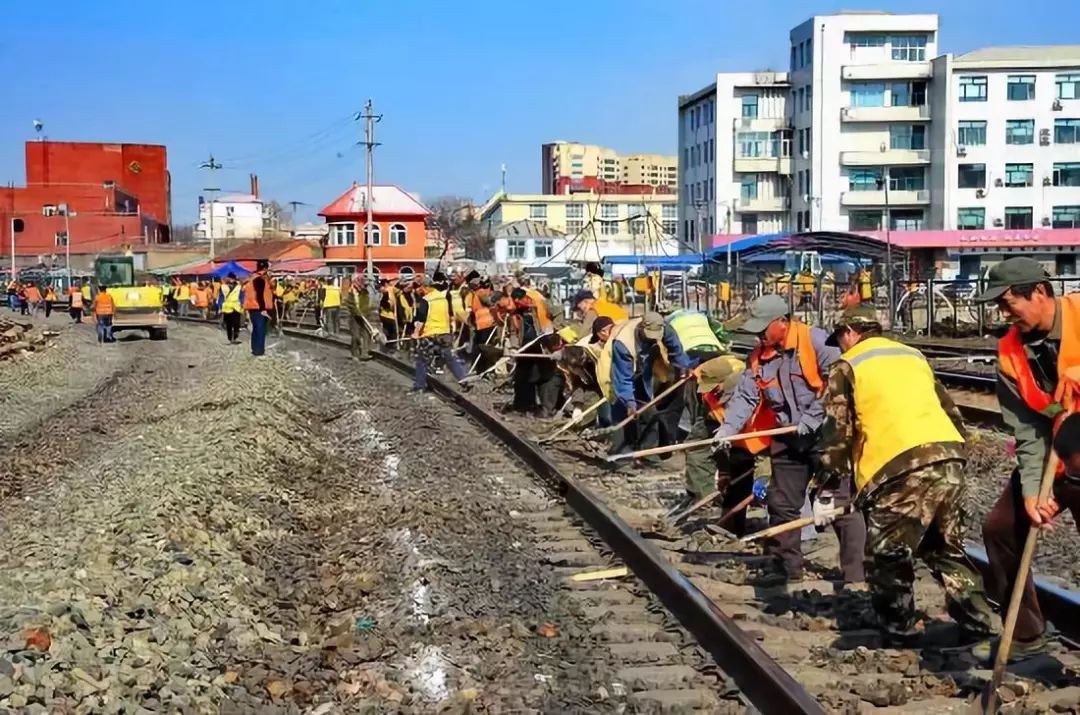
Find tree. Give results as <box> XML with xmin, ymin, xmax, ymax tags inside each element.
<box><xmin>427</xmin><ymin>196</ymin><xmax>491</xmax><ymax>261</ymax></box>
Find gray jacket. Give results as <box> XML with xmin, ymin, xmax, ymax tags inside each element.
<box><xmin>718</xmin><ymin>325</ymin><xmax>840</xmax><ymax>436</ymax></box>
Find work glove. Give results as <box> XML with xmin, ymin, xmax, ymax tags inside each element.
<box><xmin>796</xmin><ymin>417</ymin><xmax>816</xmax><ymax>437</ymax></box>
<box><xmin>712</xmin><ymin>424</ymin><xmax>736</xmax><ymax>451</ymax></box>
<box><xmin>812</xmin><ymin>490</ymin><xmax>841</xmax><ymax>527</ymax></box>
<box><xmin>752</xmin><ymin>477</ymin><xmax>769</xmax><ymax>502</ymax></box>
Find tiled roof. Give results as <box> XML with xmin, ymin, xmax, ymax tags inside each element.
<box><xmin>319</xmin><ymin>183</ymin><xmax>431</xmax><ymax>218</ymax></box>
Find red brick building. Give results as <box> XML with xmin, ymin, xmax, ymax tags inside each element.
<box><xmin>1</xmin><ymin>141</ymin><xmax>170</xmax><ymax>268</ymax></box>
<box><xmin>318</xmin><ymin>183</ymin><xmax>429</xmax><ymax>278</ymax></box>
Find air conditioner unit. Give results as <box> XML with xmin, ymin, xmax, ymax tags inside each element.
<box><xmin>1043</xmin><ymin>176</ymin><xmax>1053</xmax><ymax>186</ymax></box>
<box><xmin>956</xmin><ymin>146</ymin><xmax>968</xmax><ymax>157</ymax></box>
<box><xmin>1042</xmin><ymin>216</ymin><xmax>1052</xmax><ymax>226</ymax></box>
<box><xmin>976</xmin><ymin>189</ymin><xmax>987</xmax><ymax>198</ymax></box>
<box><xmin>993</xmin><ymin>217</ymin><xmax>1004</xmax><ymax>227</ymax></box>
<box><xmin>994</xmin><ymin>178</ymin><xmax>1004</xmax><ymax>187</ymax></box>
<box><xmin>1053</xmin><ymin>99</ymin><xmax>1064</xmax><ymax>111</ymax></box>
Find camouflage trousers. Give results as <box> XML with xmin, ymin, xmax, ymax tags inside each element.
<box><xmin>862</xmin><ymin>459</ymin><xmax>996</xmax><ymax>637</ymax></box>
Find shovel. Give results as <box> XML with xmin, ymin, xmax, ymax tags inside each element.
<box><xmin>606</xmin><ymin>426</ymin><xmax>797</xmax><ymax>462</ymax></box>
<box><xmin>581</xmin><ymin>376</ymin><xmax>690</xmax><ymax>439</ymax></box>
<box><xmin>539</xmin><ymin>396</ymin><xmax>608</xmax><ymax>443</ymax></box>
<box><xmin>669</xmin><ymin>467</ymin><xmax>755</xmax><ymax>525</ymax></box>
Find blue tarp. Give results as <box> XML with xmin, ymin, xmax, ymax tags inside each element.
<box><xmin>201</xmin><ymin>261</ymin><xmax>252</xmax><ymax>279</ymax></box>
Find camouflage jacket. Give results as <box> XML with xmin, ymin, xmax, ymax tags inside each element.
<box><xmin>813</xmin><ymin>359</ymin><xmax>967</xmax><ymax>493</ymax></box>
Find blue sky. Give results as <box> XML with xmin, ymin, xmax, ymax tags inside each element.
<box><xmin>2</xmin><ymin>0</ymin><xmax>1078</xmax><ymax>224</ymax></box>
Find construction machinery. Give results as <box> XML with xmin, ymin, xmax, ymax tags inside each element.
<box><xmin>94</xmin><ymin>255</ymin><xmax>168</xmax><ymax>340</ymax></box>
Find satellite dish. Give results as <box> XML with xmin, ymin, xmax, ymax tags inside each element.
<box><xmin>33</xmin><ymin>119</ymin><xmax>44</xmax><ymax>133</ymax></box>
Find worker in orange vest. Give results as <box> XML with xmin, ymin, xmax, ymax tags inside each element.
<box><xmin>242</xmin><ymin>260</ymin><xmax>275</xmax><ymax>356</ymax></box>
<box><xmin>68</xmin><ymin>282</ymin><xmax>85</xmax><ymax>323</ymax></box>
<box><xmin>44</xmin><ymin>284</ymin><xmax>58</xmax><ymax>318</ymax></box>
<box><xmin>92</xmin><ymin>285</ymin><xmax>116</xmax><ymax>343</ymax></box>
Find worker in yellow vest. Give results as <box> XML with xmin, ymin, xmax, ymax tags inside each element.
<box><xmin>411</xmin><ymin>272</ymin><xmax>468</xmax><ymax>392</ymax></box>
<box><xmin>220</xmin><ymin>272</ymin><xmax>244</xmax><ymax>344</ymax></box>
<box><xmin>814</xmin><ymin>303</ymin><xmax>994</xmax><ymax>644</ymax></box>
<box><xmin>378</xmin><ymin>280</ymin><xmax>402</xmax><ymax>346</ymax></box>
<box><xmin>81</xmin><ymin>282</ymin><xmax>93</xmax><ymax>317</ymax></box>
<box><xmin>573</xmin><ymin>289</ymin><xmax>628</xmax><ymax>336</ymax></box>
<box><xmin>320</xmin><ymin>278</ymin><xmax>342</xmax><ymax>336</ymax></box>
<box><xmin>177</xmin><ymin>281</ymin><xmax>191</xmax><ymax>317</ymax></box>
<box><xmin>666</xmin><ymin>309</ymin><xmax>724</xmax><ymax>364</ymax></box>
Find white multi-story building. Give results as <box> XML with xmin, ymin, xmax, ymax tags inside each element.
<box><xmin>930</xmin><ymin>47</ymin><xmax>1080</xmax><ymax>231</ymax></box>
<box><xmin>676</xmin><ymin>13</ymin><xmax>1079</xmax><ymax>240</ymax></box>
<box><xmin>197</xmin><ymin>193</ymin><xmax>270</xmax><ymax>240</ymax></box>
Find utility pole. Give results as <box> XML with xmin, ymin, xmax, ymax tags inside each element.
<box><xmin>60</xmin><ymin>203</ymin><xmax>75</xmax><ymax>284</ymax></box>
<box><xmin>199</xmin><ymin>154</ymin><xmax>223</xmax><ymax>259</ymax></box>
<box><xmin>287</xmin><ymin>200</ymin><xmax>308</xmax><ymax>237</ymax></box>
<box><xmin>877</xmin><ymin>165</ymin><xmax>894</xmax><ymax>330</ymax></box>
<box><xmin>361</xmin><ymin>99</ymin><xmax>382</xmax><ymax>284</ymax></box>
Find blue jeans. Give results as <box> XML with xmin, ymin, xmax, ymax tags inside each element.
<box><xmin>96</xmin><ymin>315</ymin><xmax>113</xmax><ymax>343</ymax></box>
<box><xmin>413</xmin><ymin>338</ymin><xmax>467</xmax><ymax>389</ymax></box>
<box><xmin>249</xmin><ymin>310</ymin><xmax>268</xmax><ymax>356</ymax></box>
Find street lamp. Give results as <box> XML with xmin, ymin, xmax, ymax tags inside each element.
<box><xmin>59</xmin><ymin>203</ymin><xmax>76</xmax><ymax>285</ymax></box>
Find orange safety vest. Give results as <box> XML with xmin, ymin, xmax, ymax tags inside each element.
<box><xmin>701</xmin><ymin>390</ymin><xmax>778</xmax><ymax>455</ymax></box>
<box><xmin>998</xmin><ymin>294</ymin><xmax>1080</xmax><ymax>476</ymax></box>
<box><xmin>242</xmin><ymin>272</ymin><xmax>275</xmax><ymax>311</ymax></box>
<box><xmin>525</xmin><ymin>289</ymin><xmax>552</xmax><ymax>331</ymax></box>
<box><xmin>93</xmin><ymin>292</ymin><xmax>115</xmax><ymax>316</ymax></box>
<box><xmin>744</xmin><ymin>320</ymin><xmax>823</xmax><ymax>452</ymax></box>
<box><xmin>193</xmin><ymin>287</ymin><xmax>209</xmax><ymax>308</ymax></box>
<box><xmin>70</xmin><ymin>288</ymin><xmax>84</xmax><ymax>309</ymax></box>
<box><xmin>471</xmin><ymin>290</ymin><xmax>495</xmax><ymax>330</ymax></box>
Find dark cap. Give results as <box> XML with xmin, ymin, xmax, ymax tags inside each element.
<box><xmin>641</xmin><ymin>311</ymin><xmax>665</xmax><ymax>340</ymax></box>
<box><xmin>739</xmin><ymin>294</ymin><xmax>789</xmax><ymax>334</ymax></box>
<box><xmin>973</xmin><ymin>257</ymin><xmax>1050</xmax><ymax>303</ymax></box>
<box><xmin>826</xmin><ymin>304</ymin><xmax>881</xmax><ymax>347</ymax></box>
<box><xmin>227</xmin><ymin>272</ymin><xmax>237</xmax><ymax>280</ymax></box>
<box><xmin>590</xmin><ymin>316</ymin><xmax>615</xmax><ymax>342</ymax></box>
<box><xmin>432</xmin><ymin>271</ymin><xmax>448</xmax><ymax>283</ymax></box>
<box><xmin>256</xmin><ymin>259</ymin><xmax>270</xmax><ymax>271</ymax></box>
<box><xmin>464</xmin><ymin>269</ymin><xmax>481</xmax><ymax>283</ymax></box>
<box><xmin>510</xmin><ymin>287</ymin><xmax>527</xmax><ymax>301</ymax></box>
<box><xmin>573</xmin><ymin>289</ymin><xmax>595</xmax><ymax>306</ymax></box>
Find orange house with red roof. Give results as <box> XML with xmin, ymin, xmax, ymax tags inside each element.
<box><xmin>318</xmin><ymin>183</ymin><xmax>429</xmax><ymax>278</ymax></box>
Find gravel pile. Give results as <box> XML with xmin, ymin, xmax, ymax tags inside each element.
<box><xmin>0</xmin><ymin>324</ymin><xmax>640</xmax><ymax>713</ymax></box>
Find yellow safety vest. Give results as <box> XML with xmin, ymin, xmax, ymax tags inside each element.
<box><xmin>380</xmin><ymin>286</ymin><xmax>398</xmax><ymax>321</ymax></box>
<box><xmin>178</xmin><ymin>285</ymin><xmax>190</xmax><ymax>301</ymax></box>
<box><xmin>451</xmin><ymin>289</ymin><xmax>469</xmax><ymax>322</ymax></box>
<box><xmin>597</xmin><ymin>319</ymin><xmax>639</xmax><ymax>402</ymax></box>
<box><xmin>844</xmin><ymin>336</ymin><xmax>963</xmax><ymax>493</ymax></box>
<box><xmin>421</xmin><ymin>290</ymin><xmax>451</xmax><ymax>336</ymax></box>
<box><xmin>221</xmin><ymin>284</ymin><xmax>243</xmax><ymax>314</ymax></box>
<box><xmin>322</xmin><ymin>285</ymin><xmax>341</xmax><ymax>308</ymax></box>
<box><xmin>667</xmin><ymin>310</ymin><xmax>722</xmax><ymax>354</ymax></box>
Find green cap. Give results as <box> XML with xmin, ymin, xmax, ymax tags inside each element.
<box><xmin>826</xmin><ymin>304</ymin><xmax>881</xmax><ymax>347</ymax></box>
<box><xmin>739</xmin><ymin>294</ymin><xmax>789</xmax><ymax>334</ymax></box>
<box><xmin>695</xmin><ymin>355</ymin><xmax>745</xmax><ymax>393</ymax></box>
<box><xmin>973</xmin><ymin>257</ymin><xmax>1050</xmax><ymax>303</ymax></box>
<box><xmin>641</xmin><ymin>311</ymin><xmax>665</xmax><ymax>340</ymax></box>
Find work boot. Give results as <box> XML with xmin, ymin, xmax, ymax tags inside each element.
<box><xmin>971</xmin><ymin>633</ymin><xmax>1048</xmax><ymax>664</ymax></box>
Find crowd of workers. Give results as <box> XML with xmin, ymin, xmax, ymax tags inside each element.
<box><xmin>5</xmin><ymin>277</ymin><xmax>118</xmax><ymax>343</ymax></box>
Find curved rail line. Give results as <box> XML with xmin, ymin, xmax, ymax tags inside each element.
<box><xmin>175</xmin><ymin>316</ymin><xmax>1080</xmax><ymax>710</ymax></box>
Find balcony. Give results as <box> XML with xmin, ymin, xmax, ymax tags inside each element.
<box><xmin>841</xmin><ymin>190</ymin><xmax>930</xmax><ymax>207</ymax></box>
<box><xmin>840</xmin><ymin>149</ymin><xmax>931</xmax><ymax>166</ymax></box>
<box><xmin>842</xmin><ymin>62</ymin><xmax>932</xmax><ymax>81</ymax></box>
<box><xmin>840</xmin><ymin>105</ymin><xmax>931</xmax><ymax>122</ymax></box>
<box><xmin>733</xmin><ymin>116</ymin><xmax>788</xmax><ymax>132</ymax></box>
<box><xmin>734</xmin><ymin>156</ymin><xmax>793</xmax><ymax>174</ymax></box>
<box><xmin>735</xmin><ymin>196</ymin><xmax>789</xmax><ymax>212</ymax></box>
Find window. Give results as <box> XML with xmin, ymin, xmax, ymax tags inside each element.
<box><xmin>958</xmin><ymin>120</ymin><xmax>987</xmax><ymax>146</ymax></box>
<box><xmin>225</xmin><ymin>206</ymin><xmax>235</xmax><ymax>216</ymax></box>
<box><xmin>1057</xmin><ymin>254</ymin><xmax>1077</xmax><ymax>276</ymax></box>
<box><xmin>849</xmin><ymin>210</ymin><xmax>882</xmax><ymax>231</ymax></box>
<box><xmin>528</xmin><ymin>204</ymin><xmax>546</xmax><ymax>220</ymax></box>
<box><xmin>683</xmin><ymin>147</ymin><xmax>689</xmax><ymax>166</ymax></box>
<box><xmin>798</xmin><ymin>171</ymin><xmax>804</xmax><ymax>195</ymax></box>
<box><xmin>798</xmin><ymin>42</ymin><xmax>805</xmax><ymax>68</ymax></box>
<box><xmin>847</xmin><ymin>33</ymin><xmax>886</xmax><ymax>47</ymax></box>
<box><xmin>389</xmin><ymin>223</ymin><xmax>407</xmax><ymax>246</ymax></box>
<box><xmin>959</xmin><ymin>76</ymin><xmax>987</xmax><ymax>102</ymax></box>
<box><xmin>54</xmin><ymin>231</ymin><xmax>68</xmax><ymax>246</ymax></box>
<box><xmin>741</xmin><ymin>214</ymin><xmax>758</xmax><ymax>235</ymax></box>
<box><xmin>737</xmin><ymin>131</ymin><xmax>770</xmax><ymax>158</ymax></box>
<box><xmin>1008</xmin><ymin>75</ymin><xmax>1036</xmax><ymax>101</ymax></box>
<box><xmin>890</xmin><ymin>34</ymin><xmax>927</xmax><ymax>61</ymax></box>
<box><xmin>958</xmin><ymin>163</ymin><xmax>986</xmax><ymax>189</ymax></box>
<box><xmin>740</xmin><ymin>175</ymin><xmax>758</xmax><ymax>201</ymax></box>
<box><xmin>1004</xmin><ymin>163</ymin><xmax>1034</xmax><ymax>188</ymax></box>
<box><xmin>662</xmin><ymin>218</ymin><xmax>677</xmax><ymax>235</ymax></box>
<box><xmin>506</xmin><ymin>240</ymin><xmax>526</xmax><ymax>260</ymax></box>
<box><xmin>849</xmin><ymin>168</ymin><xmax>883</xmax><ymax>191</ymax></box>
<box><xmin>890</xmin><ymin>124</ymin><xmax>926</xmax><ymax>150</ymax></box>
<box><xmin>566</xmin><ymin>219</ymin><xmax>584</xmax><ymax>235</ymax></box>
<box><xmin>890</xmin><ymin>209</ymin><xmax>924</xmax><ymax>230</ymax></box>
<box><xmin>889</xmin><ymin>167</ymin><xmax>925</xmax><ymax>191</ymax></box>
<box><xmin>850</xmin><ymin>82</ymin><xmax>886</xmax><ymax>107</ymax></box>
<box><xmin>1054</xmin><ymin>162</ymin><xmax>1080</xmax><ymax>186</ymax></box>
<box><xmin>626</xmin><ymin>203</ymin><xmax>645</xmax><ymax>219</ymax></box>
<box><xmin>741</xmin><ymin>95</ymin><xmax>758</xmax><ymax>118</ymax></box>
<box><xmin>1006</xmin><ymin>119</ymin><xmax>1035</xmax><ymax>145</ymax></box>
<box><xmin>958</xmin><ymin>207</ymin><xmax>985</xmax><ymax>230</ymax></box>
<box><xmin>890</xmin><ymin>80</ymin><xmax>927</xmax><ymax>107</ymax></box>
<box><xmin>226</xmin><ymin>229</ymin><xmax>235</xmax><ymax>238</ymax></box>
<box><xmin>1005</xmin><ymin>207</ymin><xmax>1033</xmax><ymax>229</ymax></box>
<box><xmin>1053</xmin><ymin>206</ymin><xmax>1080</xmax><ymax>229</ymax></box>
<box><xmin>600</xmin><ymin>203</ymin><xmax>618</xmax><ymax>220</ymax></box>
<box><xmin>796</xmin><ymin>88</ymin><xmax>805</xmax><ymax>113</ymax></box>
<box><xmin>806</xmin><ymin>86</ymin><xmax>813</xmax><ymax>112</ymax></box>
<box><xmin>631</xmin><ymin>219</ymin><xmax>646</xmax><ymax>236</ymax></box>
<box><xmin>601</xmin><ymin>222</ymin><xmax>618</xmax><ymax>236</ymax></box>
<box><xmin>534</xmin><ymin>240</ymin><xmax>553</xmax><ymax>258</ymax></box>
<box><xmin>1057</xmin><ymin>73</ymin><xmax>1080</xmax><ymax>100</ymax></box>
<box><xmin>566</xmin><ymin>202</ymin><xmax>584</xmax><ymax>219</ymax></box>
<box><xmin>42</xmin><ymin>204</ymin><xmax>57</xmax><ymax>216</ymax></box>
<box><xmin>790</xmin><ymin>45</ymin><xmax>796</xmax><ymax>72</ymax></box>
<box><xmin>1055</xmin><ymin>118</ymin><xmax>1080</xmax><ymax>144</ymax></box>
<box><xmin>661</xmin><ymin>203</ymin><xmax>677</xmax><ymax>220</ymax></box>
<box><xmin>363</xmin><ymin>223</ymin><xmax>381</xmax><ymax>246</ymax></box>
<box><xmin>330</xmin><ymin>223</ymin><xmax>356</xmax><ymax>246</ymax></box>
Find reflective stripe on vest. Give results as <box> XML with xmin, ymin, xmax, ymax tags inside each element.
<box><xmin>221</xmin><ymin>285</ymin><xmax>243</xmax><ymax>314</ymax></box>
<box><xmin>667</xmin><ymin>309</ymin><xmax>722</xmax><ymax>353</ymax></box>
<box><xmin>845</xmin><ymin>336</ymin><xmax>963</xmax><ymax>492</ymax></box>
<box><xmin>421</xmin><ymin>291</ymin><xmax>451</xmax><ymax>336</ymax></box>
<box><xmin>322</xmin><ymin>285</ymin><xmax>341</xmax><ymax>308</ymax></box>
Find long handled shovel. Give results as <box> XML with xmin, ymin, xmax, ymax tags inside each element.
<box><xmin>739</xmin><ymin>506</ymin><xmax>852</xmax><ymax>543</ymax></box>
<box><xmin>581</xmin><ymin>376</ymin><xmax>691</xmax><ymax>439</ymax></box>
<box><xmin>606</xmin><ymin>426</ymin><xmax>797</xmax><ymax>462</ymax></box>
<box><xmin>976</xmin><ymin>451</ymin><xmax>1061</xmax><ymax>715</ymax></box>
<box><xmin>461</xmin><ymin>332</ymin><xmax>546</xmax><ymax>384</ymax></box>
<box><xmin>540</xmin><ymin>396</ymin><xmax>608</xmax><ymax>443</ymax></box>
<box><xmin>669</xmin><ymin>467</ymin><xmax>755</xmax><ymax>525</ymax></box>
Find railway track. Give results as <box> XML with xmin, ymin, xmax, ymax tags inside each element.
<box><xmin>177</xmin><ymin>315</ymin><xmax>1080</xmax><ymax>712</ymax></box>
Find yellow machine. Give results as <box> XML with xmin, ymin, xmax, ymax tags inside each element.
<box><xmin>95</xmin><ymin>255</ymin><xmax>168</xmax><ymax>340</ymax></box>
